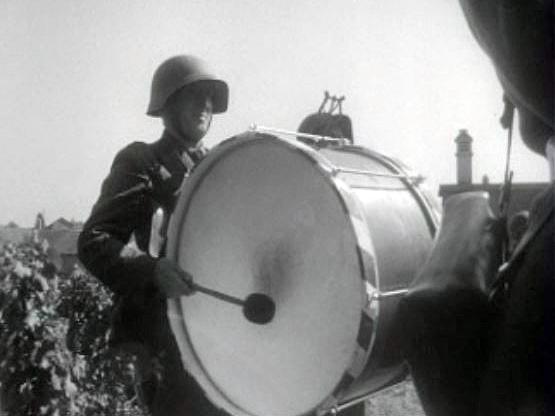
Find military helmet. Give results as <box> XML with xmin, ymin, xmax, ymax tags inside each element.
<box><xmin>147</xmin><ymin>55</ymin><xmax>229</xmax><ymax>116</ymax></box>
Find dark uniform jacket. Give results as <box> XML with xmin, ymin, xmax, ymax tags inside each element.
<box><xmin>78</xmin><ymin>130</ymin><xmax>207</xmax><ymax>347</ymax></box>
<box><xmin>478</xmin><ymin>183</ymin><xmax>555</xmax><ymax>415</ymax></box>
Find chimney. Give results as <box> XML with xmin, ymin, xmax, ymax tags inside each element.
<box><xmin>455</xmin><ymin>129</ymin><xmax>473</xmax><ymax>184</ymax></box>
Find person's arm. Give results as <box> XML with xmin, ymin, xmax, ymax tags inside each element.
<box><xmin>78</xmin><ymin>142</ymin><xmax>158</xmax><ymax>298</ymax></box>
<box><xmin>79</xmin><ymin>142</ymin><xmax>195</xmax><ymax>299</ymax></box>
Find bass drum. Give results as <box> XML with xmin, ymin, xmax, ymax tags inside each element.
<box><xmin>166</xmin><ymin>132</ymin><xmax>440</xmax><ymax>416</ymax></box>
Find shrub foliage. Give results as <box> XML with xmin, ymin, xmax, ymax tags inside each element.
<box><xmin>0</xmin><ymin>243</ymin><xmax>146</xmax><ymax>416</ymax></box>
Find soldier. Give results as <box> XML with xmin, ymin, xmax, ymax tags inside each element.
<box><xmin>402</xmin><ymin>4</ymin><xmax>553</xmax><ymax>416</ymax></box>
<box><xmin>78</xmin><ymin>55</ymin><xmax>229</xmax><ymax>416</ymax></box>
<box><xmin>458</xmin><ymin>2</ymin><xmax>553</xmax><ymax>415</ymax></box>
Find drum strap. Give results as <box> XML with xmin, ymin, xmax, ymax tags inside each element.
<box><xmin>497</xmin><ymin>95</ymin><xmax>515</xmax><ymax>261</ymax></box>
<box><xmin>490</xmin><ymin>97</ymin><xmax>555</xmax><ymax>305</ymax></box>
<box><xmin>148</xmin><ymin>144</ymin><xmax>208</xmax><ymax>257</ymax></box>
<box><xmin>487</xmin><ymin>97</ymin><xmax>515</xmax><ymax>305</ymax></box>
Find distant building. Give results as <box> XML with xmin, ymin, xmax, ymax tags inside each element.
<box><xmin>39</xmin><ymin>229</ymin><xmax>81</xmax><ymax>274</ymax></box>
<box><xmin>0</xmin><ymin>225</ymin><xmax>32</xmax><ymax>246</ymax></box>
<box><xmin>0</xmin><ymin>214</ymin><xmax>83</xmax><ymax>274</ymax></box>
<box><xmin>46</xmin><ymin>217</ymin><xmax>75</xmax><ymax>231</ymax></box>
<box><xmin>37</xmin><ymin>215</ymin><xmax>83</xmax><ymax>274</ymax></box>
<box><xmin>439</xmin><ymin>130</ymin><xmax>547</xmax><ymax>217</ymax></box>
<box><xmin>454</xmin><ymin>129</ymin><xmax>473</xmax><ymax>185</ymax></box>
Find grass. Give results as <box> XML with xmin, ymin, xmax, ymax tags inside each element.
<box><xmin>363</xmin><ymin>380</ymin><xmax>426</xmax><ymax>416</ymax></box>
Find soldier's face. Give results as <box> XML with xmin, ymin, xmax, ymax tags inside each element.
<box><xmin>166</xmin><ymin>83</ymin><xmax>214</xmax><ymax>143</ymax></box>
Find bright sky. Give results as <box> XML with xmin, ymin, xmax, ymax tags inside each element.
<box><xmin>0</xmin><ymin>0</ymin><xmax>549</xmax><ymax>226</ymax></box>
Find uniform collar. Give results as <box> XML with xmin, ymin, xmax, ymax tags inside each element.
<box><xmin>160</xmin><ymin>129</ymin><xmax>203</xmax><ymax>155</ymax></box>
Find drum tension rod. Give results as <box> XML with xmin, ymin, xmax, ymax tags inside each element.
<box><xmin>249</xmin><ymin>124</ymin><xmax>425</xmax><ymax>183</ymax></box>
<box><xmin>332</xmin><ymin>167</ymin><xmax>424</xmax><ymax>183</ymax></box>
<box><xmin>250</xmin><ymin>124</ymin><xmax>350</xmax><ymax>146</ymax></box>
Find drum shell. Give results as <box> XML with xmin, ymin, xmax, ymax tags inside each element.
<box><xmin>318</xmin><ymin>147</ymin><xmax>438</xmax><ymax>405</ymax></box>
<box><xmin>165</xmin><ymin>133</ymin><xmax>439</xmax><ymax>416</ymax></box>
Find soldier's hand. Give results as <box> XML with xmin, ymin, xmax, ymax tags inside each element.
<box><xmin>154</xmin><ymin>258</ymin><xmax>196</xmax><ymax>298</ymax></box>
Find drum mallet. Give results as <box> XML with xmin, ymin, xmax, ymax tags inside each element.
<box><xmin>190</xmin><ymin>282</ymin><xmax>276</xmax><ymax>325</ymax></box>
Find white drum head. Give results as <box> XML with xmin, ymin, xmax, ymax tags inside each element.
<box><xmin>167</xmin><ymin>136</ymin><xmax>366</xmax><ymax>416</ymax></box>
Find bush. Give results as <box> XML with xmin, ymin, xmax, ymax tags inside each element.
<box><xmin>0</xmin><ymin>243</ymin><xmax>146</xmax><ymax>416</ymax></box>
